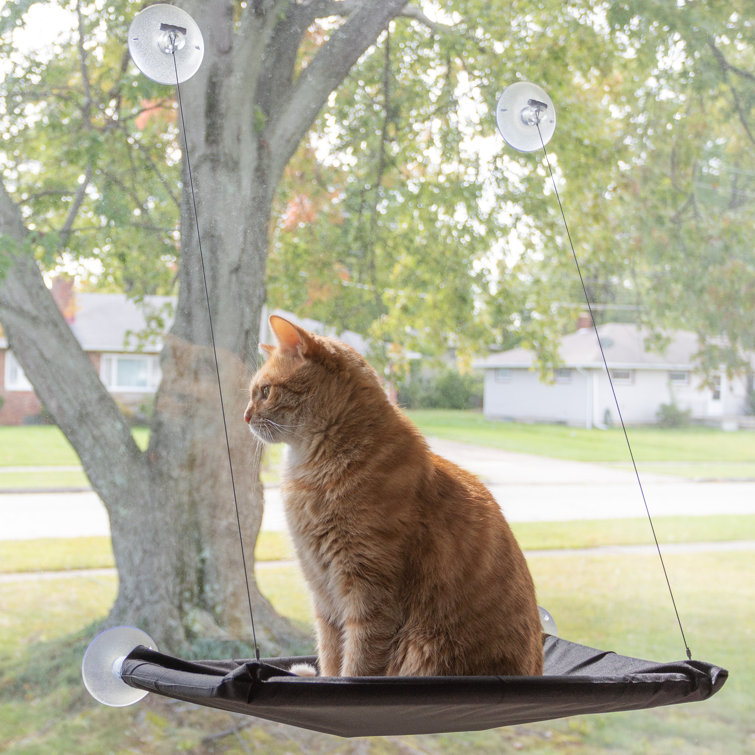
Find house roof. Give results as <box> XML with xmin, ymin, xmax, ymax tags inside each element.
<box><xmin>475</xmin><ymin>323</ymin><xmax>703</xmax><ymax>371</ymax></box>
<box><xmin>1</xmin><ymin>295</ymin><xmax>375</xmax><ymax>357</ymax></box>
<box><xmin>0</xmin><ymin>293</ymin><xmax>177</xmax><ymax>354</ymax></box>
<box><xmin>69</xmin><ymin>293</ymin><xmax>175</xmax><ymax>352</ymax></box>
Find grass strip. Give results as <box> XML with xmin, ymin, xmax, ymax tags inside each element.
<box><xmin>0</xmin><ymin>468</ymin><xmax>91</xmax><ymax>490</ymax></box>
<box><xmin>0</xmin><ymin>426</ymin><xmax>150</xmax><ymax>467</ymax></box>
<box><xmin>0</xmin><ymin>530</ymin><xmax>297</xmax><ymax>574</ymax></box>
<box><xmin>1</xmin><ymin>516</ymin><xmax>752</xmax><ymax>575</ymax></box>
<box><xmin>511</xmin><ymin>514</ymin><xmax>755</xmax><ymax>551</ymax></box>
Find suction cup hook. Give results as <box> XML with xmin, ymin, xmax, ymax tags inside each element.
<box><xmin>495</xmin><ymin>82</ymin><xmax>556</xmax><ymax>152</ymax></box>
<box><xmin>82</xmin><ymin>626</ymin><xmax>157</xmax><ymax>707</ymax></box>
<box><xmin>538</xmin><ymin>606</ymin><xmax>558</xmax><ymax>637</ymax></box>
<box><xmin>128</xmin><ymin>3</ymin><xmax>204</xmax><ymax>85</ymax></box>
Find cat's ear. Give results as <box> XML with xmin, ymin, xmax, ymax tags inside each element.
<box><xmin>259</xmin><ymin>343</ymin><xmax>275</xmax><ymax>356</ymax></box>
<box><xmin>269</xmin><ymin>315</ymin><xmax>315</xmax><ymax>359</ymax></box>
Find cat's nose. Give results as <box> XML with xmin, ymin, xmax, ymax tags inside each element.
<box><xmin>243</xmin><ymin>403</ymin><xmax>253</xmax><ymax>423</ymax></box>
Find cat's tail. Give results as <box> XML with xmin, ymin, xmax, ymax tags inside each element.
<box><xmin>289</xmin><ymin>662</ymin><xmax>318</xmax><ymax>677</ymax></box>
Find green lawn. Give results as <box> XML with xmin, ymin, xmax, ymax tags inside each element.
<box><xmin>406</xmin><ymin>409</ymin><xmax>755</xmax><ymax>463</ymax></box>
<box><xmin>0</xmin><ymin>426</ymin><xmax>150</xmax><ymax>467</ymax></box>
<box><xmin>0</xmin><ymin>530</ymin><xmax>297</xmax><ymax>574</ymax></box>
<box><xmin>0</xmin><ymin>426</ymin><xmax>282</xmax><ymax>489</ymax></box>
<box><xmin>0</xmin><ymin>549</ymin><xmax>750</xmax><ymax>753</ymax></box>
<box><xmin>0</xmin><ymin>467</ymin><xmax>90</xmax><ymax>490</ymax></box>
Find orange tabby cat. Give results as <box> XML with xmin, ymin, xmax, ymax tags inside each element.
<box><xmin>244</xmin><ymin>315</ymin><xmax>543</xmax><ymax>677</ymax></box>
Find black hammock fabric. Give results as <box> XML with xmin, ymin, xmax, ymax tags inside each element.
<box><xmin>119</xmin><ymin>635</ymin><xmax>726</xmax><ymax>738</ymax></box>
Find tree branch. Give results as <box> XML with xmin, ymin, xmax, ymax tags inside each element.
<box><xmin>0</xmin><ymin>181</ymin><xmax>27</xmax><ymax>243</ymax></box>
<box><xmin>398</xmin><ymin>4</ymin><xmax>455</xmax><ymax>34</ymax></box>
<box><xmin>232</xmin><ymin>0</ymin><xmax>293</xmax><ymax>104</ymax></box>
<box><xmin>707</xmin><ymin>36</ymin><xmax>755</xmax><ymax>147</ymax></box>
<box><xmin>59</xmin><ymin>162</ymin><xmax>92</xmax><ymax>247</ymax></box>
<box><xmin>114</xmin><ymin>120</ymin><xmax>181</xmax><ymax>210</ymax></box>
<box><xmin>267</xmin><ymin>0</ymin><xmax>409</xmax><ymax>178</ymax></box>
<box><xmin>707</xmin><ymin>36</ymin><xmax>755</xmax><ymax>83</ymax></box>
<box><xmin>306</xmin><ymin>0</ymin><xmax>358</xmax><ymax>18</ymax></box>
<box><xmin>76</xmin><ymin>0</ymin><xmax>93</xmax><ymax>123</ymax></box>
<box><xmin>306</xmin><ymin>0</ymin><xmax>453</xmax><ymax>33</ymax></box>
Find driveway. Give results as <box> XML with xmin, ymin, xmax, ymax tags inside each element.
<box><xmin>1</xmin><ymin>438</ymin><xmax>754</xmax><ymax>539</ymax></box>
<box><xmin>427</xmin><ymin>438</ymin><xmax>755</xmax><ymax>523</ymax></box>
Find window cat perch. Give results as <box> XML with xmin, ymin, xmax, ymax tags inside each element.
<box><xmin>84</xmin><ymin>626</ymin><xmax>725</xmax><ymax>738</ymax></box>
<box><xmin>82</xmin><ymin>4</ymin><xmax>727</xmax><ymax>737</ymax></box>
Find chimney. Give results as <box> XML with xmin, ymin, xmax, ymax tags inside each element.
<box><xmin>51</xmin><ymin>276</ymin><xmax>77</xmax><ymax>324</ymax></box>
<box><xmin>576</xmin><ymin>312</ymin><xmax>593</xmax><ymax>331</ymax></box>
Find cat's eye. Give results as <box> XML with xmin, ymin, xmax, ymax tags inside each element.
<box><xmin>260</xmin><ymin>384</ymin><xmax>271</xmax><ymax>399</ymax></box>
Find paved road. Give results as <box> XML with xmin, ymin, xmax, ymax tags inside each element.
<box><xmin>1</xmin><ymin>438</ymin><xmax>754</xmax><ymax>539</ymax></box>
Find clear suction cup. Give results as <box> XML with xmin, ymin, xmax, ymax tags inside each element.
<box><xmin>81</xmin><ymin>626</ymin><xmax>157</xmax><ymax>707</ymax></box>
<box><xmin>538</xmin><ymin>606</ymin><xmax>559</xmax><ymax>637</ymax></box>
<box><xmin>495</xmin><ymin>82</ymin><xmax>556</xmax><ymax>152</ymax></box>
<box><xmin>128</xmin><ymin>4</ymin><xmax>204</xmax><ymax>85</ymax></box>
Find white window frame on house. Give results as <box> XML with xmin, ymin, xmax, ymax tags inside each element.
<box><xmin>710</xmin><ymin>373</ymin><xmax>722</xmax><ymax>401</ymax></box>
<box><xmin>4</xmin><ymin>350</ymin><xmax>33</xmax><ymax>391</ymax></box>
<box><xmin>494</xmin><ymin>368</ymin><xmax>512</xmax><ymax>383</ymax></box>
<box><xmin>100</xmin><ymin>353</ymin><xmax>160</xmax><ymax>392</ymax></box>
<box><xmin>669</xmin><ymin>370</ymin><xmax>690</xmax><ymax>386</ymax></box>
<box><xmin>610</xmin><ymin>369</ymin><xmax>634</xmax><ymax>385</ymax></box>
<box><xmin>554</xmin><ymin>368</ymin><xmax>572</xmax><ymax>384</ymax></box>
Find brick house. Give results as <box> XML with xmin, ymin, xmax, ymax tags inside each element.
<box><xmin>0</xmin><ymin>278</ymin><xmax>173</xmax><ymax>425</ymax></box>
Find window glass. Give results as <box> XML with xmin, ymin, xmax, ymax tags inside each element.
<box><xmin>610</xmin><ymin>370</ymin><xmax>634</xmax><ymax>384</ymax></box>
<box><xmin>116</xmin><ymin>357</ymin><xmax>149</xmax><ymax>389</ymax></box>
<box><xmin>4</xmin><ymin>351</ymin><xmax>33</xmax><ymax>391</ymax></box>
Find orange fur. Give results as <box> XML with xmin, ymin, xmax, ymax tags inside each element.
<box><xmin>245</xmin><ymin>315</ymin><xmax>543</xmax><ymax>677</ymax></box>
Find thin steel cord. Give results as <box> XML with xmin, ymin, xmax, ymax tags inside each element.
<box><xmin>172</xmin><ymin>51</ymin><xmax>261</xmax><ymax>660</ymax></box>
<box><xmin>535</xmin><ymin>122</ymin><xmax>693</xmax><ymax>661</ymax></box>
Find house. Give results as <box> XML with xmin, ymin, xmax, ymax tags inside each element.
<box><xmin>0</xmin><ymin>284</ymin><xmax>373</xmax><ymax>425</ymax></box>
<box><xmin>0</xmin><ymin>278</ymin><xmax>172</xmax><ymax>425</ymax></box>
<box><xmin>474</xmin><ymin>322</ymin><xmax>754</xmax><ymax>429</ymax></box>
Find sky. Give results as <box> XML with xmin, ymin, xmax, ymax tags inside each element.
<box><xmin>8</xmin><ymin>2</ymin><xmax>77</xmax><ymax>59</ymax></box>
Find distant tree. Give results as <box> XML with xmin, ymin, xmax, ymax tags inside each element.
<box><xmin>604</xmin><ymin>2</ymin><xmax>755</xmax><ymax>369</ymax></box>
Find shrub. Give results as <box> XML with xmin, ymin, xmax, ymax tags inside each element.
<box><xmin>115</xmin><ymin>397</ymin><xmax>155</xmax><ymax>426</ymax></box>
<box><xmin>398</xmin><ymin>368</ymin><xmax>483</xmax><ymax>410</ymax></box>
<box><xmin>22</xmin><ymin>407</ymin><xmax>55</xmax><ymax>425</ymax></box>
<box><xmin>656</xmin><ymin>401</ymin><xmax>691</xmax><ymax>428</ymax></box>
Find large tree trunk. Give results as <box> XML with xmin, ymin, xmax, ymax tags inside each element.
<box><xmin>0</xmin><ymin>0</ymin><xmax>409</xmax><ymax>654</ymax></box>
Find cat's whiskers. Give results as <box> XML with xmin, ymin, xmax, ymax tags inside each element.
<box><xmin>249</xmin><ymin>416</ymin><xmax>299</xmax><ymax>444</ymax></box>
<box><xmin>265</xmin><ymin>418</ymin><xmax>304</xmax><ymax>431</ymax></box>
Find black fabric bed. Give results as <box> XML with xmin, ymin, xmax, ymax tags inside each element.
<box><xmin>120</xmin><ymin>634</ymin><xmax>726</xmax><ymax>737</ymax></box>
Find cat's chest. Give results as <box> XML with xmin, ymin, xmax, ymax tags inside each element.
<box><xmin>283</xmin><ymin>485</ymin><xmax>352</xmax><ymax>548</ymax></box>
<box><xmin>282</xmin><ymin>485</ymin><xmax>365</xmax><ymax>574</ymax></box>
